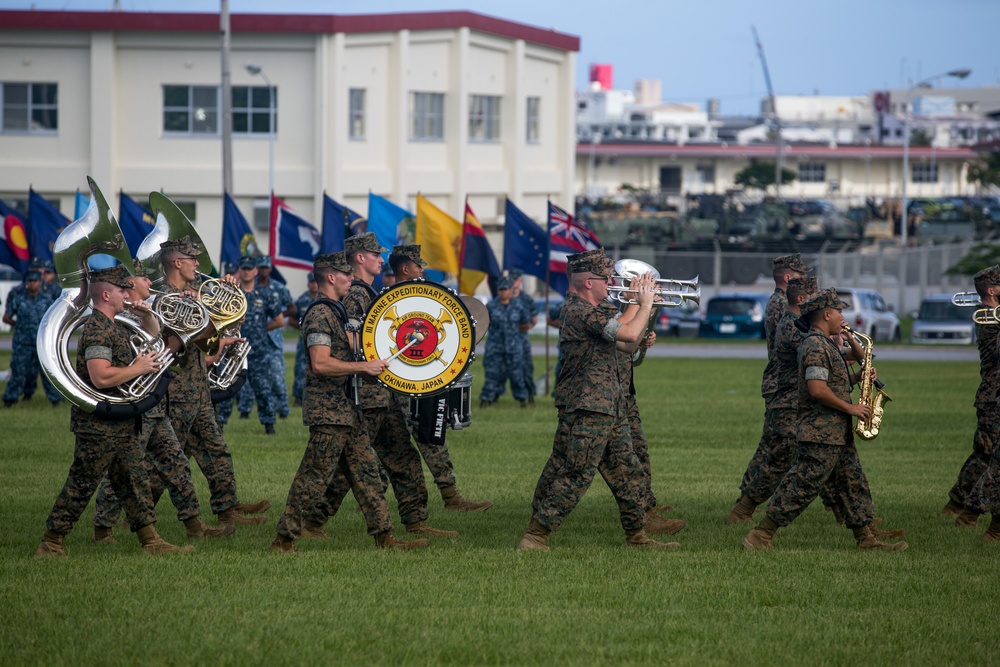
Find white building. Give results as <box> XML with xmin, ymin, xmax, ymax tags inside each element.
<box><xmin>0</xmin><ymin>9</ymin><xmax>579</xmax><ymax>289</ymax></box>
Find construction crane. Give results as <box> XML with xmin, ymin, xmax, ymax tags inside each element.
<box><xmin>751</xmin><ymin>25</ymin><xmax>783</xmax><ymax>199</ymax></box>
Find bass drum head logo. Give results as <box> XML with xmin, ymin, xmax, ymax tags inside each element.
<box><xmin>361</xmin><ymin>280</ymin><xmax>475</xmax><ymax>397</ymax></box>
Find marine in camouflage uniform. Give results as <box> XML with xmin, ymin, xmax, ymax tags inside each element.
<box><xmin>159</xmin><ymin>237</ymin><xmax>269</xmax><ymax>526</ymax></box>
<box><xmin>2</xmin><ymin>269</ymin><xmax>61</xmax><ymax>406</ymax></box>
<box><xmin>305</xmin><ymin>234</ymin><xmax>455</xmax><ymax>538</ymax></box>
<box><xmin>237</xmin><ymin>256</ymin><xmax>284</xmax><ymax>433</ymax></box>
<box><xmin>256</xmin><ymin>256</ymin><xmax>292</xmax><ymax>419</ymax></box>
<box><xmin>743</xmin><ymin>289</ymin><xmax>907</xmax><ymax>551</ymax></box>
<box><xmin>479</xmin><ymin>275</ymin><xmax>530</xmax><ymax>405</ymax></box>
<box><xmin>944</xmin><ymin>265</ymin><xmax>1000</xmax><ymax>525</ymax></box>
<box><xmin>739</xmin><ymin>254</ymin><xmax>808</xmax><ymax>493</ymax></box>
<box><xmin>93</xmin><ymin>259</ymin><xmax>232</xmax><ymax>541</ymax></box>
<box><xmin>35</xmin><ymin>266</ymin><xmax>190</xmax><ymax>557</ymax></box>
<box><xmin>290</xmin><ymin>273</ymin><xmax>318</xmax><ymax>405</ymax></box>
<box><xmin>510</xmin><ymin>268</ymin><xmax>538</xmax><ymax>400</ymax></box>
<box><xmin>519</xmin><ymin>249</ymin><xmax>679</xmax><ymax>551</ymax></box>
<box><xmin>270</xmin><ymin>252</ymin><xmax>427</xmax><ymax>552</ymax></box>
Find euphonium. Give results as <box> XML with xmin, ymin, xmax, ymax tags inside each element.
<box><xmin>37</xmin><ymin>176</ymin><xmax>171</xmax><ymax>415</ymax></box>
<box><xmin>845</xmin><ymin>326</ymin><xmax>891</xmax><ymax>441</ymax></box>
<box><xmin>207</xmin><ymin>323</ymin><xmax>250</xmax><ymax>391</ymax></box>
<box><xmin>137</xmin><ymin>192</ymin><xmax>247</xmax><ymax>355</ymax></box>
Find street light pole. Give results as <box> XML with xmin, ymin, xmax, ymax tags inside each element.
<box><xmin>245</xmin><ymin>64</ymin><xmax>275</xmax><ymax>198</ymax></box>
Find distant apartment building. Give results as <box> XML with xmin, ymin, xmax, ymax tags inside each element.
<box><xmin>0</xmin><ymin>9</ymin><xmax>579</xmax><ymax>273</ymax></box>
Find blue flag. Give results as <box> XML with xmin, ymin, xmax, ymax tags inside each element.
<box><xmin>118</xmin><ymin>191</ymin><xmax>156</xmax><ymax>255</ymax></box>
<box><xmin>221</xmin><ymin>193</ymin><xmax>263</xmax><ymax>267</ymax></box>
<box><xmin>74</xmin><ymin>190</ymin><xmax>89</xmax><ymax>219</ymax></box>
<box><xmin>503</xmin><ymin>198</ymin><xmax>548</xmax><ymax>281</ymax></box>
<box><xmin>270</xmin><ymin>194</ymin><xmax>321</xmax><ymax>271</ymax></box>
<box><xmin>322</xmin><ymin>194</ymin><xmax>361</xmax><ymax>253</ymax></box>
<box><xmin>28</xmin><ymin>189</ymin><xmax>70</xmax><ymax>265</ymax></box>
<box><xmin>367</xmin><ymin>193</ymin><xmax>412</xmax><ymax>253</ymax></box>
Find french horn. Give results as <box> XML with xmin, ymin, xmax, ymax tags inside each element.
<box><xmin>37</xmin><ymin>176</ymin><xmax>172</xmax><ymax>417</ymax></box>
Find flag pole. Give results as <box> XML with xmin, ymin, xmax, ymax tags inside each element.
<box><xmin>458</xmin><ymin>196</ymin><xmax>469</xmax><ymax>295</ymax></box>
<box><xmin>544</xmin><ymin>197</ymin><xmax>551</xmax><ymax>396</ymax></box>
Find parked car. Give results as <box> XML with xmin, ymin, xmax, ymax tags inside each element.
<box><xmin>653</xmin><ymin>299</ymin><xmax>703</xmax><ymax>338</ymax></box>
<box><xmin>910</xmin><ymin>294</ymin><xmax>976</xmax><ymax>345</ymax></box>
<box><xmin>699</xmin><ymin>293</ymin><xmax>769</xmax><ymax>339</ymax></box>
<box><xmin>835</xmin><ymin>287</ymin><xmax>901</xmax><ymax>342</ymax></box>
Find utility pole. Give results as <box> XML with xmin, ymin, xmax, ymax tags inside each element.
<box><xmin>220</xmin><ymin>0</ymin><xmax>233</xmax><ymax>194</ymax></box>
<box><xmin>752</xmin><ymin>26</ymin><xmax>782</xmax><ymax>199</ymax></box>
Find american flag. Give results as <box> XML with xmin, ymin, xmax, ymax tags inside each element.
<box><xmin>548</xmin><ymin>202</ymin><xmax>601</xmax><ymax>294</ymax></box>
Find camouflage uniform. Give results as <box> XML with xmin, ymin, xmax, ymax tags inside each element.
<box><xmin>948</xmin><ymin>322</ymin><xmax>1000</xmax><ymax>505</ymax></box>
<box><xmin>43</xmin><ymin>308</ymin><xmax>157</xmax><ymax>536</ymax></box>
<box><xmin>516</xmin><ymin>290</ymin><xmax>537</xmax><ymax>398</ymax></box>
<box><xmin>764</xmin><ymin>328</ymin><xmax>875</xmax><ymax>529</ymax></box>
<box><xmin>308</xmin><ymin>280</ymin><xmax>430</xmax><ymax>527</ymax></box>
<box><xmin>239</xmin><ymin>283</ymin><xmax>283</xmax><ymax>426</ymax></box>
<box><xmin>479</xmin><ymin>295</ymin><xmax>530</xmax><ymax>403</ymax></box>
<box><xmin>393</xmin><ymin>392</ymin><xmax>458</xmax><ymax>491</ymax></box>
<box><xmin>2</xmin><ymin>283</ymin><xmax>61</xmax><ymax>404</ymax></box>
<box><xmin>259</xmin><ymin>275</ymin><xmax>293</xmax><ymax>418</ymax></box>
<box><xmin>530</xmin><ymin>291</ymin><xmax>646</xmax><ymax>534</ymax></box>
<box><xmin>163</xmin><ymin>282</ymin><xmax>241</xmax><ymax>516</ymax></box>
<box><xmin>276</xmin><ymin>293</ymin><xmax>393</xmax><ymax>540</ymax></box>
<box><xmin>292</xmin><ymin>289</ymin><xmax>316</xmax><ymax>401</ymax></box>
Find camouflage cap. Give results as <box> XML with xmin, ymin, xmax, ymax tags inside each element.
<box><xmin>222</xmin><ymin>261</ymin><xmax>239</xmax><ymax>276</ymax></box>
<box><xmin>773</xmin><ymin>253</ymin><xmax>809</xmax><ymax>273</ymax></box>
<box><xmin>800</xmin><ymin>288</ymin><xmax>850</xmax><ymax>317</ymax></box>
<box><xmin>29</xmin><ymin>256</ymin><xmax>45</xmax><ymax>269</ymax></box>
<box><xmin>567</xmin><ymin>248</ymin><xmax>614</xmax><ymax>278</ymax></box>
<box><xmin>344</xmin><ymin>232</ymin><xmax>388</xmax><ymax>255</ymax></box>
<box><xmin>238</xmin><ymin>256</ymin><xmax>257</xmax><ymax>270</ymax></box>
<box><xmin>25</xmin><ymin>269</ymin><xmax>42</xmax><ymax>281</ymax></box>
<box><xmin>497</xmin><ymin>274</ymin><xmax>513</xmax><ymax>290</ymax></box>
<box><xmin>974</xmin><ymin>265</ymin><xmax>1000</xmax><ymax>286</ymax></box>
<box><xmin>256</xmin><ymin>255</ymin><xmax>273</xmax><ymax>268</ymax></box>
<box><xmin>508</xmin><ymin>267</ymin><xmax>524</xmax><ymax>280</ymax></box>
<box><xmin>89</xmin><ymin>265</ymin><xmax>134</xmax><ymax>289</ymax></box>
<box><xmin>43</xmin><ymin>259</ymin><xmax>55</xmax><ymax>272</ymax></box>
<box><xmin>389</xmin><ymin>244</ymin><xmax>427</xmax><ymax>267</ymax></box>
<box><xmin>306</xmin><ymin>271</ymin><xmax>316</xmax><ymax>282</ymax></box>
<box><xmin>132</xmin><ymin>257</ymin><xmax>150</xmax><ymax>278</ymax></box>
<box><xmin>159</xmin><ymin>235</ymin><xmax>205</xmax><ymax>258</ymax></box>
<box><xmin>382</xmin><ymin>264</ymin><xmax>395</xmax><ymax>276</ymax></box>
<box><xmin>313</xmin><ymin>251</ymin><xmax>354</xmax><ymax>275</ymax></box>
<box><xmin>787</xmin><ymin>275</ymin><xmax>818</xmax><ymax>293</ymax></box>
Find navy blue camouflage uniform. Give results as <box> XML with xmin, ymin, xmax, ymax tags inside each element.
<box><xmin>3</xmin><ymin>283</ymin><xmax>61</xmax><ymax>404</ymax></box>
<box><xmin>262</xmin><ymin>277</ymin><xmax>293</xmax><ymax>417</ymax></box>
<box><xmin>240</xmin><ymin>284</ymin><xmax>283</xmax><ymax>426</ymax></box>
<box><xmin>292</xmin><ymin>289</ymin><xmax>316</xmax><ymax>401</ymax></box>
<box><xmin>480</xmin><ymin>295</ymin><xmax>530</xmax><ymax>403</ymax></box>
<box><xmin>516</xmin><ymin>290</ymin><xmax>537</xmax><ymax>398</ymax></box>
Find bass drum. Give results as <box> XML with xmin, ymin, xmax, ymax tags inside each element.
<box><xmin>408</xmin><ymin>371</ymin><xmax>473</xmax><ymax>446</ymax></box>
<box><xmin>361</xmin><ymin>279</ymin><xmax>477</xmax><ymax>397</ymax></box>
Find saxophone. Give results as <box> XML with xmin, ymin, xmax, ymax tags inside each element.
<box><xmin>845</xmin><ymin>326</ymin><xmax>891</xmax><ymax>441</ymax></box>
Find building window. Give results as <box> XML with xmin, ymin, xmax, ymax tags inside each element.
<box><xmin>232</xmin><ymin>85</ymin><xmax>276</xmax><ymax>135</ymax></box>
<box><xmin>798</xmin><ymin>162</ymin><xmax>826</xmax><ymax>183</ymax></box>
<box><xmin>409</xmin><ymin>91</ymin><xmax>444</xmax><ymax>141</ymax></box>
<box><xmin>912</xmin><ymin>162</ymin><xmax>938</xmax><ymax>183</ymax></box>
<box><xmin>349</xmin><ymin>88</ymin><xmax>366</xmax><ymax>140</ymax></box>
<box><xmin>1</xmin><ymin>82</ymin><xmax>58</xmax><ymax>133</ymax></box>
<box><xmin>163</xmin><ymin>85</ymin><xmax>219</xmax><ymax>134</ymax></box>
<box><xmin>469</xmin><ymin>95</ymin><xmax>501</xmax><ymax>143</ymax></box>
<box><xmin>696</xmin><ymin>164</ymin><xmax>715</xmax><ymax>185</ymax></box>
<box><xmin>526</xmin><ymin>96</ymin><xmax>540</xmax><ymax>144</ymax></box>
<box><xmin>252</xmin><ymin>198</ymin><xmax>270</xmax><ymax>231</ymax></box>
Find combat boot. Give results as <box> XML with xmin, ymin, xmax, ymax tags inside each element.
<box><xmin>981</xmin><ymin>515</ymin><xmax>1000</xmax><ymax>543</ymax></box>
<box><xmin>441</xmin><ymin>485</ymin><xmax>493</xmax><ymax>512</ymax></box>
<box><xmin>92</xmin><ymin>526</ymin><xmax>118</xmax><ymax>544</ymax></box>
<box><xmin>942</xmin><ymin>498</ymin><xmax>964</xmax><ymax>515</ymax></box>
<box><xmin>405</xmin><ymin>521</ymin><xmax>459</xmax><ymax>538</ymax></box>
<box><xmin>34</xmin><ymin>530</ymin><xmax>66</xmax><ymax>557</ymax></box>
<box><xmin>269</xmin><ymin>537</ymin><xmax>299</xmax><ymax>553</ymax></box>
<box><xmin>183</xmin><ymin>516</ymin><xmax>236</xmax><ymax>539</ymax></box>
<box><xmin>853</xmin><ymin>525</ymin><xmax>908</xmax><ymax>551</ymax></box>
<box><xmin>300</xmin><ymin>520</ymin><xmax>329</xmax><ymax>539</ymax></box>
<box><xmin>742</xmin><ymin>517</ymin><xmax>778</xmax><ymax>550</ymax></box>
<box><xmin>625</xmin><ymin>528</ymin><xmax>680</xmax><ymax>550</ymax></box>
<box><xmin>955</xmin><ymin>508</ymin><xmax>982</xmax><ymax>527</ymax></box>
<box><xmin>375</xmin><ymin>532</ymin><xmax>429</xmax><ymax>550</ymax></box>
<box><xmin>234</xmin><ymin>499</ymin><xmax>271</xmax><ymax>515</ymax></box>
<box><xmin>516</xmin><ymin>518</ymin><xmax>551</xmax><ymax>551</ymax></box>
<box><xmin>218</xmin><ymin>508</ymin><xmax>268</xmax><ymax>526</ymax></box>
<box><xmin>136</xmin><ymin>525</ymin><xmax>195</xmax><ymax>555</ymax></box>
<box><xmin>869</xmin><ymin>519</ymin><xmax>907</xmax><ymax>539</ymax></box>
<box><xmin>644</xmin><ymin>509</ymin><xmax>686</xmax><ymax>535</ymax></box>
<box><xmin>653</xmin><ymin>504</ymin><xmax>674</xmax><ymax>515</ymax></box>
<box><xmin>725</xmin><ymin>494</ymin><xmax>757</xmax><ymax>524</ymax></box>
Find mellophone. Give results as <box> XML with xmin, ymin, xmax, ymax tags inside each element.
<box><xmin>352</xmin><ymin>280</ymin><xmax>484</xmax><ymax>445</ymax></box>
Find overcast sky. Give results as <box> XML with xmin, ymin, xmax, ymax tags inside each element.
<box><xmin>5</xmin><ymin>0</ymin><xmax>997</xmax><ymax>115</ymax></box>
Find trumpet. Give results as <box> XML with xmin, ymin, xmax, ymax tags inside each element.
<box><xmin>608</xmin><ymin>259</ymin><xmax>700</xmax><ymax>307</ymax></box>
<box><xmin>952</xmin><ymin>291</ymin><xmax>981</xmax><ymax>307</ymax></box>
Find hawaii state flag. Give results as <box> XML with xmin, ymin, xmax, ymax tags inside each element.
<box><xmin>0</xmin><ymin>198</ymin><xmax>29</xmax><ymax>274</ymax></box>
<box><xmin>547</xmin><ymin>200</ymin><xmax>600</xmax><ymax>295</ymax></box>
<box><xmin>459</xmin><ymin>200</ymin><xmax>500</xmax><ymax>295</ymax></box>
<box><xmin>269</xmin><ymin>194</ymin><xmax>321</xmax><ymax>271</ymax></box>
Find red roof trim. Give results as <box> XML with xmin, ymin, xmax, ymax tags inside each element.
<box><xmin>0</xmin><ymin>9</ymin><xmax>579</xmax><ymax>52</ymax></box>
<box><xmin>576</xmin><ymin>143</ymin><xmax>978</xmax><ymax>160</ymax></box>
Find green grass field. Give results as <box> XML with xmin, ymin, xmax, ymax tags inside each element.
<box><xmin>1</xmin><ymin>350</ymin><xmax>998</xmax><ymax>666</ymax></box>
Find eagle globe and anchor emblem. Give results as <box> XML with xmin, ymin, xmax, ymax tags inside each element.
<box><xmin>361</xmin><ymin>280</ymin><xmax>475</xmax><ymax>397</ymax></box>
